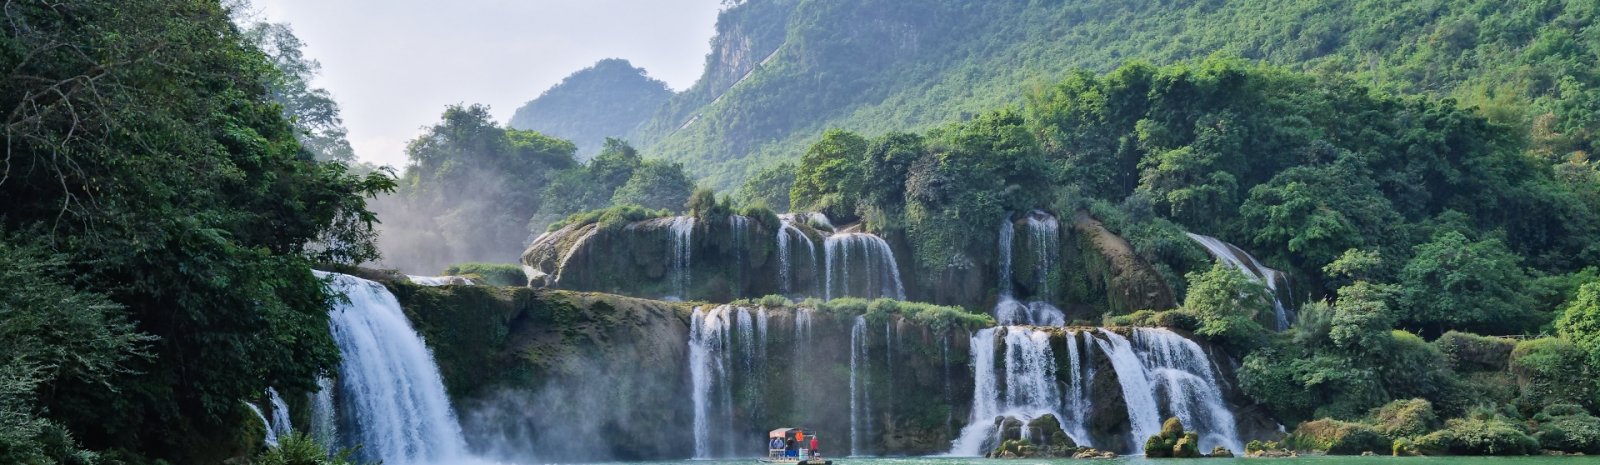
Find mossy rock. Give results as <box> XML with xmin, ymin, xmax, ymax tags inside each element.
<box><xmin>1173</xmin><ymin>432</ymin><xmax>1202</xmax><ymax>458</ymax></box>
<box><xmin>1144</xmin><ymin>434</ymin><xmax>1174</xmax><ymax>458</ymax></box>
<box><xmin>1288</xmin><ymin>418</ymin><xmax>1388</xmax><ymax>455</ymax></box>
<box><xmin>1071</xmin><ymin>210</ymin><xmax>1176</xmax><ymax>315</ymax></box>
<box><xmin>1367</xmin><ymin>398</ymin><xmax>1438</xmax><ymax>440</ymax></box>
<box><xmin>1414</xmin><ymin>418</ymin><xmax>1538</xmax><ymax>456</ymax></box>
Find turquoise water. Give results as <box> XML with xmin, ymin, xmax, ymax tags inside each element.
<box><xmin>591</xmin><ymin>457</ymin><xmax>1599</xmax><ymax>465</ymax></box>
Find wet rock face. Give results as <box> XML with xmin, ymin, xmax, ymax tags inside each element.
<box><xmin>1069</xmin><ymin>210</ymin><xmax>1177</xmax><ymax>315</ymax></box>
<box><xmin>396</xmin><ymin>285</ymin><xmax>977</xmax><ymax>461</ymax></box>
<box><xmin>523</xmin><ymin>216</ymin><xmax>779</xmax><ymax>302</ymax></box>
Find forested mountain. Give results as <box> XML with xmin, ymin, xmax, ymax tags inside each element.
<box><xmin>508</xmin><ymin>58</ymin><xmax>675</xmax><ymax>161</ymax></box>
<box><xmin>620</xmin><ymin>0</ymin><xmax>1600</xmax><ymax>190</ymax></box>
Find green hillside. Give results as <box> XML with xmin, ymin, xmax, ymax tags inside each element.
<box><xmin>509</xmin><ymin>58</ymin><xmax>674</xmax><ymax>161</ymax></box>
<box><xmin>628</xmin><ymin>0</ymin><xmax>1600</xmax><ymax>190</ymax></box>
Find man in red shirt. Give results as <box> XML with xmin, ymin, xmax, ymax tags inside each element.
<box><xmin>810</xmin><ymin>437</ymin><xmax>819</xmax><ymax>458</ymax></box>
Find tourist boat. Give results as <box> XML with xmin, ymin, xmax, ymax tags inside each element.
<box><xmin>760</xmin><ymin>428</ymin><xmax>831</xmax><ymax>465</ymax></box>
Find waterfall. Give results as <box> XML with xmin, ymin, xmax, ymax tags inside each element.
<box><xmin>792</xmin><ymin>308</ymin><xmax>812</xmax><ymax>425</ymax></box>
<box><xmin>267</xmin><ymin>387</ymin><xmax>293</xmax><ymax>441</ymax></box>
<box><xmin>949</xmin><ymin>327</ymin><xmax>1091</xmax><ymax>456</ymax></box>
<box><xmin>1132</xmin><ymin>328</ymin><xmax>1243</xmax><ymax>452</ymax></box>
<box><xmin>1094</xmin><ymin>330</ymin><xmax>1163</xmax><ymax>451</ymax></box>
<box><xmin>825</xmin><ymin>233</ymin><xmax>906</xmax><ymax>301</ymax></box>
<box><xmin>993</xmin><ymin>297</ymin><xmax>1066</xmax><ymax>326</ymax></box>
<box><xmin>311</xmin><ymin>377</ymin><xmax>338</xmax><ymax>448</ymax></box>
<box><xmin>994</xmin><ymin>212</ymin><xmax>1064</xmax><ymax>326</ymax></box>
<box><xmin>998</xmin><ymin>215</ymin><xmax>1014</xmax><ymax>297</ymax></box>
<box><xmin>690</xmin><ymin>305</ymin><xmax>732</xmax><ymax>459</ymax></box>
<box><xmin>406</xmin><ymin>275</ymin><xmax>474</xmax><ymax>286</ymax></box>
<box><xmin>849</xmin><ymin>315</ymin><xmax>871</xmax><ymax>456</ymax></box>
<box><xmin>246</xmin><ymin>401</ymin><xmax>278</xmax><ymax>447</ymax></box>
<box><xmin>1023</xmin><ymin>211</ymin><xmax>1060</xmax><ymax>302</ymax></box>
<box><xmin>1060</xmin><ymin>332</ymin><xmax>1092</xmax><ymax>446</ymax></box>
<box><xmin>320</xmin><ymin>271</ymin><xmax>469</xmax><ymax>464</ymax></box>
<box><xmin>1185</xmin><ymin>232</ymin><xmax>1293</xmax><ymax>331</ymax></box>
<box><xmin>777</xmin><ymin>219</ymin><xmax>819</xmax><ymax>297</ymax></box>
<box><xmin>669</xmin><ymin>216</ymin><xmax>695</xmax><ymax>299</ymax></box>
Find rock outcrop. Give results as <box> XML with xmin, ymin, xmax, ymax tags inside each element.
<box><xmin>1068</xmin><ymin>210</ymin><xmax>1177</xmax><ymax>315</ymax></box>
<box><xmin>391</xmin><ymin>281</ymin><xmax>981</xmax><ymax>461</ymax></box>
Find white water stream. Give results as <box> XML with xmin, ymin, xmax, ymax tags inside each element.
<box><xmin>320</xmin><ymin>271</ymin><xmax>471</xmax><ymax>464</ymax></box>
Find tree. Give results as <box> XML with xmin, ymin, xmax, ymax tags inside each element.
<box><xmin>737</xmin><ymin>162</ymin><xmax>797</xmax><ymax>211</ymax></box>
<box><xmin>1241</xmin><ymin>149</ymin><xmax>1400</xmax><ymax>275</ymax></box>
<box><xmin>241</xmin><ymin>21</ymin><xmax>357</xmax><ymax>163</ymax></box>
<box><xmin>0</xmin><ymin>0</ymin><xmax>392</xmax><ymax>460</ymax></box>
<box><xmin>1398</xmin><ymin>231</ymin><xmax>1536</xmax><ymax>335</ymax></box>
<box><xmin>1182</xmin><ymin>263</ymin><xmax>1273</xmax><ymax>353</ymax></box>
<box><xmin>1558</xmin><ymin>279</ymin><xmax>1600</xmax><ymax>371</ymax></box>
<box><xmin>384</xmin><ymin>104</ymin><xmax>577</xmax><ymax>272</ymax></box>
<box><xmin>612</xmin><ymin>160</ymin><xmax>696</xmax><ymax>211</ymax></box>
<box><xmin>791</xmin><ymin>129</ymin><xmax>869</xmax><ymax>219</ymax></box>
<box><xmin>0</xmin><ymin>239</ymin><xmax>150</xmax><ymax>464</ymax></box>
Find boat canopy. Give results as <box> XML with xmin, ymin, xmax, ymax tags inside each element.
<box><xmin>768</xmin><ymin>428</ymin><xmax>817</xmax><ymax>440</ymax></box>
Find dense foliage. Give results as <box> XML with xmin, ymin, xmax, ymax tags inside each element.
<box><xmin>0</xmin><ymin>0</ymin><xmax>392</xmax><ymax>462</ymax></box>
<box><xmin>509</xmin><ymin>59</ymin><xmax>674</xmax><ymax>161</ymax></box>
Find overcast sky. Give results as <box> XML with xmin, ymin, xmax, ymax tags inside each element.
<box><xmin>252</xmin><ymin>0</ymin><xmax>725</xmax><ymax>168</ymax></box>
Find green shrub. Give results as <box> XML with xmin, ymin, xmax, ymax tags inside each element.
<box><xmin>255</xmin><ymin>432</ymin><xmax>374</xmax><ymax>465</ymax></box>
<box><xmin>1287</xmin><ymin>418</ymin><xmax>1389</xmax><ymax>454</ymax></box>
<box><xmin>1435</xmin><ymin>331</ymin><xmax>1517</xmax><ymax>373</ymax></box>
<box><xmin>1414</xmin><ymin>418</ymin><xmax>1539</xmax><ymax>456</ymax></box>
<box><xmin>1511</xmin><ymin>337</ymin><xmax>1599</xmax><ymax>412</ymax></box>
<box><xmin>758</xmin><ymin>294</ymin><xmax>792</xmax><ymax>308</ymax></box>
<box><xmin>1536</xmin><ymin>410</ymin><xmax>1600</xmax><ymax>454</ymax></box>
<box><xmin>1545</xmin><ymin>404</ymin><xmax>1589</xmax><ymax>417</ymax></box>
<box><xmin>548</xmin><ymin>205</ymin><xmax>672</xmax><ymax>231</ymax></box>
<box><xmin>741</xmin><ymin>204</ymin><xmax>782</xmax><ymax>232</ymax></box>
<box><xmin>443</xmin><ymin>262</ymin><xmax>528</xmax><ymax>287</ymax></box>
<box><xmin>1367</xmin><ymin>398</ymin><xmax>1438</xmax><ymax>440</ymax></box>
<box><xmin>1153</xmin><ymin>310</ymin><xmax>1200</xmax><ymax>331</ymax></box>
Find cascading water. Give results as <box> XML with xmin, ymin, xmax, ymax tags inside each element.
<box><xmin>246</xmin><ymin>401</ymin><xmax>278</xmax><ymax>447</ymax></box>
<box><xmin>849</xmin><ymin>315</ymin><xmax>872</xmax><ymax>456</ymax></box>
<box><xmin>267</xmin><ymin>387</ymin><xmax>293</xmax><ymax>441</ymax></box>
<box><xmin>311</xmin><ymin>377</ymin><xmax>338</xmax><ymax>448</ymax></box>
<box><xmin>320</xmin><ymin>271</ymin><xmax>470</xmax><ymax>464</ymax></box>
<box><xmin>689</xmin><ymin>305</ymin><xmax>732</xmax><ymax>459</ymax></box>
<box><xmin>406</xmin><ymin>275</ymin><xmax>474</xmax><ymax>286</ymax></box>
<box><xmin>1094</xmin><ymin>330</ymin><xmax>1163</xmax><ymax>451</ymax></box>
<box><xmin>1023</xmin><ymin>211</ymin><xmax>1060</xmax><ymax>301</ymax></box>
<box><xmin>993</xmin><ymin>212</ymin><xmax>1065</xmax><ymax>326</ymax></box>
<box><xmin>949</xmin><ymin>327</ymin><xmax>1092</xmax><ymax>456</ymax></box>
<box><xmin>776</xmin><ymin>218</ymin><xmax>819</xmax><ymax>298</ymax></box>
<box><xmin>1131</xmin><ymin>328</ymin><xmax>1242</xmax><ymax>453</ymax></box>
<box><xmin>993</xmin><ymin>298</ymin><xmax>1066</xmax><ymax>327</ymax></box>
<box><xmin>824</xmin><ymin>233</ymin><xmax>906</xmax><ymax>301</ymax></box>
<box><xmin>669</xmin><ymin>216</ymin><xmax>695</xmax><ymax>300</ymax></box>
<box><xmin>1185</xmin><ymin>232</ymin><xmax>1293</xmax><ymax>331</ymax></box>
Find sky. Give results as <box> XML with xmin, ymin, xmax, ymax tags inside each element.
<box><xmin>252</xmin><ymin>0</ymin><xmax>725</xmax><ymax>168</ymax></box>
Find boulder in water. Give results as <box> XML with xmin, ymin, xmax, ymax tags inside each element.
<box><xmin>1209</xmin><ymin>446</ymin><xmax>1235</xmax><ymax>457</ymax></box>
<box><xmin>1145</xmin><ymin>417</ymin><xmax>1202</xmax><ymax>458</ymax></box>
<box><xmin>1071</xmin><ymin>448</ymin><xmax>1117</xmax><ymax>459</ymax></box>
<box><xmin>1174</xmin><ymin>432</ymin><xmax>1202</xmax><ymax>458</ymax></box>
